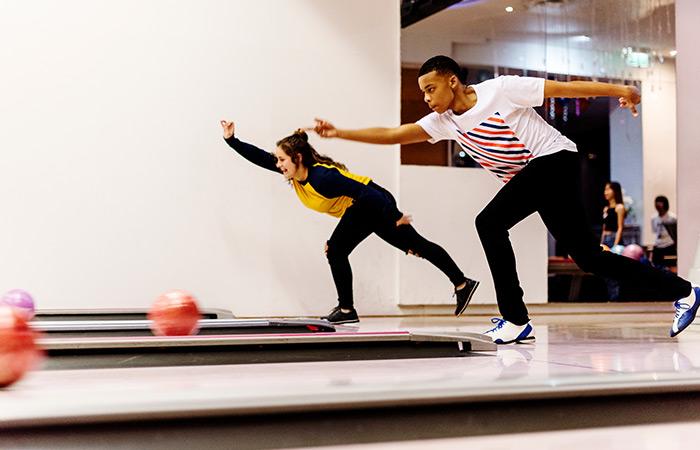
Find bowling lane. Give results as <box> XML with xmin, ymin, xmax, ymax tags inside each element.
<box><xmin>3</xmin><ymin>309</ymin><xmax>700</xmax><ymax>449</ymax></box>
<box><xmin>33</xmin><ymin>318</ymin><xmax>337</xmax><ymax>337</ymax></box>
<box><xmin>39</xmin><ymin>332</ymin><xmax>492</xmax><ymax>370</ymax></box>
<box><xmin>32</xmin><ymin>308</ymin><xmax>235</xmax><ymax>322</ymax></box>
<box><xmin>3</xmin><ymin>325</ymin><xmax>700</xmax><ymax>449</ymax></box>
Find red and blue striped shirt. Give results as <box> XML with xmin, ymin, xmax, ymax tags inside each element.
<box><xmin>417</xmin><ymin>76</ymin><xmax>577</xmax><ymax>184</ymax></box>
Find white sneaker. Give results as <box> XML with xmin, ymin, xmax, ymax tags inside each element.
<box><xmin>670</xmin><ymin>286</ymin><xmax>700</xmax><ymax>337</ymax></box>
<box><xmin>483</xmin><ymin>318</ymin><xmax>535</xmax><ymax>345</ymax></box>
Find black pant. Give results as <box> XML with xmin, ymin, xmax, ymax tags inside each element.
<box><xmin>475</xmin><ymin>151</ymin><xmax>691</xmax><ymax>325</ymax></box>
<box><xmin>652</xmin><ymin>244</ymin><xmax>677</xmax><ymax>267</ymax></box>
<box><xmin>326</xmin><ymin>183</ymin><xmax>465</xmax><ymax>309</ymax></box>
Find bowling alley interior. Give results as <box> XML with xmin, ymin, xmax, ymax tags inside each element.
<box><xmin>2</xmin><ymin>0</ymin><xmax>700</xmax><ymax>449</ymax></box>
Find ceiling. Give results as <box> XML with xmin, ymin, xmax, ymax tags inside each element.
<box><xmin>403</xmin><ymin>0</ymin><xmax>676</xmax><ymax>57</ymax></box>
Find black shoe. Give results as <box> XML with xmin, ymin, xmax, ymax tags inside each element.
<box><xmin>320</xmin><ymin>306</ymin><xmax>339</xmax><ymax>321</ymax></box>
<box><xmin>322</xmin><ymin>307</ymin><xmax>359</xmax><ymax>324</ymax></box>
<box><xmin>454</xmin><ymin>278</ymin><xmax>480</xmax><ymax>316</ymax></box>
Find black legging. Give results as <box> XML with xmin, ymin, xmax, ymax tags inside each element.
<box><xmin>326</xmin><ymin>183</ymin><xmax>465</xmax><ymax>309</ymax></box>
<box><xmin>475</xmin><ymin>151</ymin><xmax>691</xmax><ymax>325</ymax></box>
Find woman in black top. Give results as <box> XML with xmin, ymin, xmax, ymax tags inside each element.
<box><xmin>600</xmin><ymin>181</ymin><xmax>626</xmax><ymax>300</ymax></box>
<box><xmin>220</xmin><ymin>120</ymin><xmax>479</xmax><ymax>324</ymax></box>
<box><xmin>600</xmin><ymin>181</ymin><xmax>626</xmax><ymax>250</ymax></box>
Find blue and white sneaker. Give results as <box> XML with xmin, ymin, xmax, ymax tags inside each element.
<box><xmin>483</xmin><ymin>318</ymin><xmax>535</xmax><ymax>345</ymax></box>
<box><xmin>670</xmin><ymin>286</ymin><xmax>700</xmax><ymax>337</ymax></box>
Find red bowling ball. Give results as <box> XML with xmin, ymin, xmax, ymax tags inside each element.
<box><xmin>0</xmin><ymin>307</ymin><xmax>44</xmax><ymax>388</ymax></box>
<box><xmin>148</xmin><ymin>290</ymin><xmax>202</xmax><ymax>336</ymax></box>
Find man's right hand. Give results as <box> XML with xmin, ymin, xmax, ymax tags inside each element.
<box><xmin>220</xmin><ymin>120</ymin><xmax>235</xmax><ymax>139</ymax></box>
<box><xmin>307</xmin><ymin>120</ymin><xmax>430</xmax><ymax>145</ymax></box>
<box><xmin>312</xmin><ymin>118</ymin><xmax>338</xmax><ymax>138</ymax></box>
<box><xmin>619</xmin><ymin>86</ymin><xmax>641</xmax><ymax>117</ymax></box>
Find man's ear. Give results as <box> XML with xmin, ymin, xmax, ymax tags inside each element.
<box><xmin>449</xmin><ymin>74</ymin><xmax>458</xmax><ymax>89</ymax></box>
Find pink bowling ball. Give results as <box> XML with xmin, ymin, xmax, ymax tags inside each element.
<box><xmin>0</xmin><ymin>289</ymin><xmax>35</xmax><ymax>321</ymax></box>
<box><xmin>622</xmin><ymin>244</ymin><xmax>645</xmax><ymax>261</ymax></box>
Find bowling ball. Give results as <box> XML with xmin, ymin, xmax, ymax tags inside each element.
<box><xmin>148</xmin><ymin>290</ymin><xmax>201</xmax><ymax>336</ymax></box>
<box><xmin>0</xmin><ymin>307</ymin><xmax>44</xmax><ymax>388</ymax></box>
<box><xmin>611</xmin><ymin>245</ymin><xmax>626</xmax><ymax>255</ymax></box>
<box><xmin>0</xmin><ymin>289</ymin><xmax>35</xmax><ymax>321</ymax></box>
<box><xmin>622</xmin><ymin>244</ymin><xmax>645</xmax><ymax>261</ymax></box>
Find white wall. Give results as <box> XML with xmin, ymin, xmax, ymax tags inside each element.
<box><xmin>676</xmin><ymin>0</ymin><xmax>700</xmax><ymax>279</ymax></box>
<box><xmin>640</xmin><ymin>61</ymin><xmax>677</xmax><ymax>245</ymax></box>
<box><xmin>399</xmin><ymin>166</ymin><xmax>548</xmax><ymax>305</ymax></box>
<box><xmin>0</xmin><ymin>0</ymin><xmax>402</xmax><ymax>316</ymax></box>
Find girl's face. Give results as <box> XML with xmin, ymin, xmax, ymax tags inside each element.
<box><xmin>274</xmin><ymin>147</ymin><xmax>299</xmax><ymax>180</ymax></box>
<box><xmin>604</xmin><ymin>184</ymin><xmax>614</xmax><ymax>201</ymax></box>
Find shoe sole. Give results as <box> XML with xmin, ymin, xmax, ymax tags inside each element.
<box><xmin>494</xmin><ymin>336</ymin><xmax>536</xmax><ymax>345</ymax></box>
<box><xmin>455</xmin><ymin>281</ymin><xmax>480</xmax><ymax>317</ymax></box>
<box><xmin>330</xmin><ymin>319</ymin><xmax>360</xmax><ymax>325</ymax></box>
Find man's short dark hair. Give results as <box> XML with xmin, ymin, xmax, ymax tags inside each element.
<box><xmin>655</xmin><ymin>195</ymin><xmax>669</xmax><ymax>210</ymax></box>
<box><xmin>418</xmin><ymin>55</ymin><xmax>466</xmax><ymax>83</ymax></box>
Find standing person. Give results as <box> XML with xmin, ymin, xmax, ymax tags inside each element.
<box><xmin>220</xmin><ymin>120</ymin><xmax>479</xmax><ymax>324</ymax></box>
<box><xmin>311</xmin><ymin>55</ymin><xmax>699</xmax><ymax>342</ymax></box>
<box><xmin>601</xmin><ymin>182</ymin><xmax>626</xmax><ymax>250</ymax></box>
<box><xmin>651</xmin><ymin>195</ymin><xmax>677</xmax><ymax>268</ymax></box>
<box><xmin>600</xmin><ymin>181</ymin><xmax>626</xmax><ymax>300</ymax></box>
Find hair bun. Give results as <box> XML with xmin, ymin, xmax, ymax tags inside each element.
<box><xmin>294</xmin><ymin>129</ymin><xmax>309</xmax><ymax>142</ymax></box>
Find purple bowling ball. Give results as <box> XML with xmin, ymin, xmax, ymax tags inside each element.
<box><xmin>0</xmin><ymin>289</ymin><xmax>35</xmax><ymax>320</ymax></box>
<box><xmin>622</xmin><ymin>244</ymin><xmax>645</xmax><ymax>261</ymax></box>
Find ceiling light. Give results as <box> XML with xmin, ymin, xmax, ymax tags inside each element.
<box><xmin>505</xmin><ymin>6</ymin><xmax>514</xmax><ymax>13</ymax></box>
<box><xmin>571</xmin><ymin>35</ymin><xmax>591</xmax><ymax>43</ymax></box>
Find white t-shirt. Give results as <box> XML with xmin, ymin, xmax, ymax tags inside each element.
<box><xmin>417</xmin><ymin>75</ymin><xmax>577</xmax><ymax>183</ymax></box>
<box><xmin>652</xmin><ymin>212</ymin><xmax>677</xmax><ymax>248</ymax></box>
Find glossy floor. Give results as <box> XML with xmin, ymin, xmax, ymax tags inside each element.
<box><xmin>2</xmin><ymin>303</ymin><xmax>700</xmax><ymax>449</ymax></box>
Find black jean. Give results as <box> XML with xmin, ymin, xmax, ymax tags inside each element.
<box><xmin>475</xmin><ymin>151</ymin><xmax>691</xmax><ymax>325</ymax></box>
<box><xmin>327</xmin><ymin>183</ymin><xmax>466</xmax><ymax>309</ymax></box>
<box><xmin>652</xmin><ymin>244</ymin><xmax>677</xmax><ymax>267</ymax></box>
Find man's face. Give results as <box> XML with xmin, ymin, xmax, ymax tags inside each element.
<box><xmin>655</xmin><ymin>201</ymin><xmax>667</xmax><ymax>215</ymax></box>
<box><xmin>418</xmin><ymin>71</ymin><xmax>457</xmax><ymax>114</ymax></box>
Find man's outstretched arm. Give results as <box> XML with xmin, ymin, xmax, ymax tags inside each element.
<box><xmin>310</xmin><ymin>119</ymin><xmax>431</xmax><ymax>145</ymax></box>
<box><xmin>544</xmin><ymin>80</ymin><xmax>641</xmax><ymax>116</ymax></box>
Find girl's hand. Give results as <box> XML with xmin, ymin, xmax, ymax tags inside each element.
<box><xmin>221</xmin><ymin>120</ymin><xmax>235</xmax><ymax>139</ymax></box>
<box><xmin>396</xmin><ymin>214</ymin><xmax>413</xmax><ymax>226</ymax></box>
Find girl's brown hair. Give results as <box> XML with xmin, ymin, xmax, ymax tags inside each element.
<box><xmin>276</xmin><ymin>130</ymin><xmax>347</xmax><ymax>171</ymax></box>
